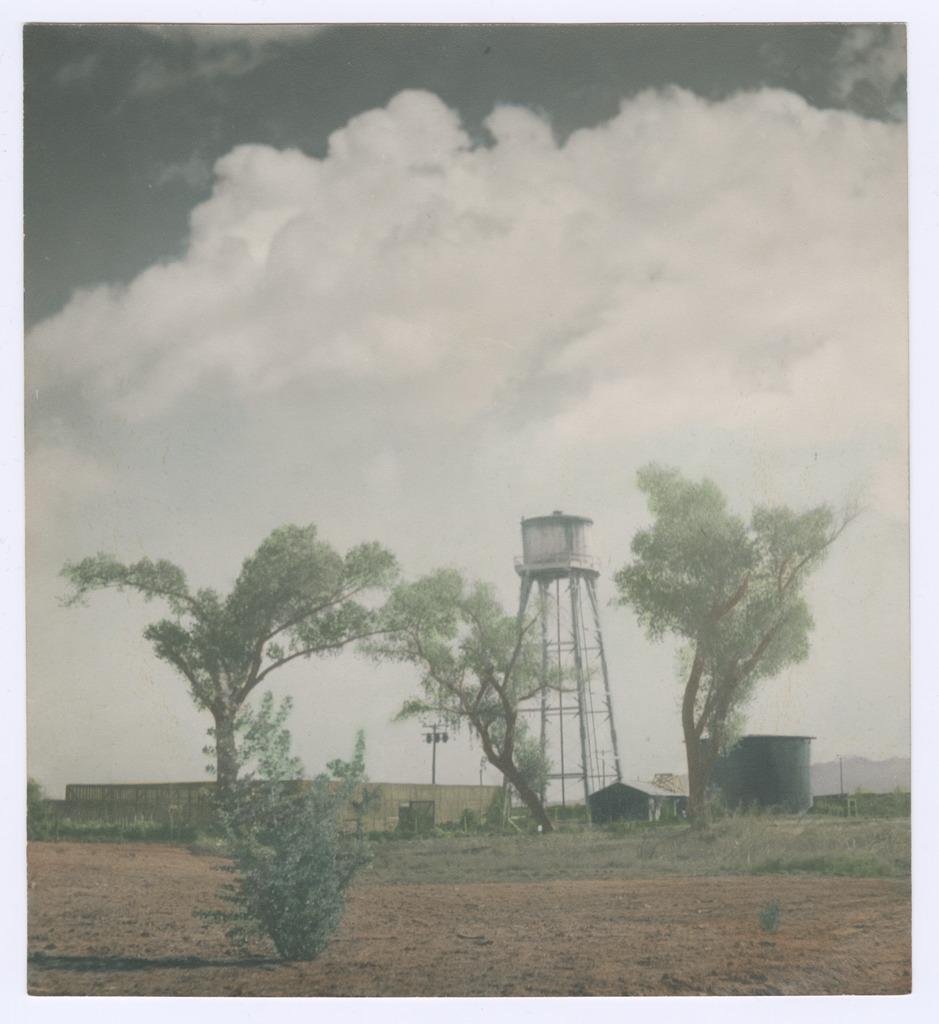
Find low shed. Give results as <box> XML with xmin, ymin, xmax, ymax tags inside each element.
<box><xmin>588</xmin><ymin>781</ymin><xmax>688</xmax><ymax>823</ymax></box>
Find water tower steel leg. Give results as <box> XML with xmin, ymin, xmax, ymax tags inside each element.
<box><xmin>537</xmin><ymin>579</ymin><xmax>550</xmax><ymax>805</ymax></box>
<box><xmin>568</xmin><ymin>574</ymin><xmax>593</xmax><ymax>817</ymax></box>
<box><xmin>586</xmin><ymin>575</ymin><xmax>623</xmax><ymax>784</ymax></box>
<box><xmin>556</xmin><ymin>577</ymin><xmax>566</xmax><ymax>807</ymax></box>
<box><xmin>578</xmin><ymin>593</ymin><xmax>604</xmax><ymax>788</ymax></box>
<box><xmin>516</xmin><ymin>574</ymin><xmax>533</xmax><ymax>625</ymax></box>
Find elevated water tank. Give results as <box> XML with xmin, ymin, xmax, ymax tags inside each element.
<box><xmin>516</xmin><ymin>511</ymin><xmax>597</xmax><ymax>577</ymax></box>
<box><xmin>714</xmin><ymin>735</ymin><xmax>813</xmax><ymax>814</ymax></box>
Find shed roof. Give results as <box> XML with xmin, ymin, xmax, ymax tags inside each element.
<box><xmin>737</xmin><ymin>734</ymin><xmax>815</xmax><ymax>740</ymax></box>
<box><xmin>591</xmin><ymin>780</ymin><xmax>687</xmax><ymax>799</ymax></box>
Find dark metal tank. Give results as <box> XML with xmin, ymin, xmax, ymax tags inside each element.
<box><xmin>714</xmin><ymin>735</ymin><xmax>813</xmax><ymax>813</ymax></box>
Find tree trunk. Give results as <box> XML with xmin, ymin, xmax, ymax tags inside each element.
<box><xmin>214</xmin><ymin>712</ymin><xmax>238</xmax><ymax>808</ymax></box>
<box><xmin>685</xmin><ymin>731</ymin><xmax>719</xmax><ymax>825</ymax></box>
<box><xmin>501</xmin><ymin>763</ymin><xmax>554</xmax><ymax>833</ymax></box>
<box><xmin>681</xmin><ymin>646</ymin><xmax>708</xmax><ymax>823</ymax></box>
<box><xmin>476</xmin><ymin>721</ymin><xmax>554</xmax><ymax>833</ymax></box>
<box><xmin>686</xmin><ymin>749</ymin><xmax>708</xmax><ymax>824</ymax></box>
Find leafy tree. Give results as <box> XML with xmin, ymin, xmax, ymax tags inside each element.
<box><xmin>61</xmin><ymin>525</ymin><xmax>397</xmax><ymax>802</ymax></box>
<box><xmin>367</xmin><ymin>569</ymin><xmax>555</xmax><ymax>831</ymax></box>
<box><xmin>200</xmin><ymin>697</ymin><xmax>372</xmax><ymax>961</ymax></box>
<box><xmin>615</xmin><ymin>465</ymin><xmax>855</xmax><ymax>820</ymax></box>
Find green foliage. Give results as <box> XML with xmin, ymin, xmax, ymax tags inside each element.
<box><xmin>758</xmin><ymin>899</ymin><xmax>780</xmax><ymax>932</ymax></box>
<box><xmin>512</xmin><ymin>725</ymin><xmax>551</xmax><ymax>798</ymax></box>
<box><xmin>202</xmin><ymin>725</ymin><xmax>372</xmax><ymax>962</ymax></box>
<box><xmin>204</xmin><ymin>691</ymin><xmax>302</xmax><ymax>782</ymax></box>
<box><xmin>373</xmin><ymin>570</ymin><xmax>542</xmax><ymax>728</ymax></box>
<box><xmin>616</xmin><ymin>466</ymin><xmax>846</xmax><ymax>704</ymax></box>
<box><xmin>810</xmin><ymin>792</ymin><xmax>910</xmax><ymax>818</ymax></box>
<box><xmin>618</xmin><ymin>465</ymin><xmax>755</xmax><ymax>644</ymax></box>
<box><xmin>615</xmin><ymin>464</ymin><xmax>854</xmax><ymax>809</ymax></box>
<box><xmin>491</xmin><ymin>719</ymin><xmax>551</xmax><ymax>801</ymax></box>
<box><xmin>27</xmin><ymin>778</ymin><xmax>54</xmax><ymax>840</ymax></box>
<box><xmin>366</xmin><ymin>569</ymin><xmax>553</xmax><ymax>831</ymax></box>
<box><xmin>61</xmin><ymin>525</ymin><xmax>397</xmax><ymax>790</ymax></box>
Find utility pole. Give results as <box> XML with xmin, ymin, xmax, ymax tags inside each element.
<box><xmin>422</xmin><ymin>723</ymin><xmax>449</xmax><ymax>784</ymax></box>
<box><xmin>839</xmin><ymin>754</ymin><xmax>846</xmax><ymax>816</ymax></box>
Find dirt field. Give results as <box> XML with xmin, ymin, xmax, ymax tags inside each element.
<box><xmin>27</xmin><ymin>840</ymin><xmax>910</xmax><ymax>997</ymax></box>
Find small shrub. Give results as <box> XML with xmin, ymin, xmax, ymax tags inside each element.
<box><xmin>552</xmin><ymin>803</ymin><xmax>589</xmax><ymax>823</ymax></box>
<box><xmin>485</xmin><ymin>792</ymin><xmax>505</xmax><ymax>828</ymax></box>
<box><xmin>27</xmin><ymin>778</ymin><xmax>54</xmax><ymax>840</ymax></box>
<box><xmin>758</xmin><ymin>899</ymin><xmax>780</xmax><ymax>933</ymax></box>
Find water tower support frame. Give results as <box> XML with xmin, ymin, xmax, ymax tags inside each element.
<box><xmin>516</xmin><ymin>525</ymin><xmax>623</xmax><ymax>807</ymax></box>
<box><xmin>585</xmin><ymin>575</ymin><xmax>623</xmax><ymax>784</ymax></box>
<box><xmin>568</xmin><ymin>574</ymin><xmax>593</xmax><ymax>811</ymax></box>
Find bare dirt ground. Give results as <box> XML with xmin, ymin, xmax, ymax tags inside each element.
<box><xmin>27</xmin><ymin>840</ymin><xmax>910</xmax><ymax>997</ymax></box>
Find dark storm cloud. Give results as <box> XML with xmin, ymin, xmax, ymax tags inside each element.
<box><xmin>26</xmin><ymin>23</ymin><xmax>905</xmax><ymax>327</ymax></box>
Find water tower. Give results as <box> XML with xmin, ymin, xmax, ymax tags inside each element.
<box><xmin>515</xmin><ymin>511</ymin><xmax>622</xmax><ymax>810</ymax></box>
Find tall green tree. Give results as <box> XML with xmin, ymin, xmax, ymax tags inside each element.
<box><xmin>61</xmin><ymin>525</ymin><xmax>397</xmax><ymax>801</ymax></box>
<box><xmin>367</xmin><ymin>569</ymin><xmax>555</xmax><ymax>831</ymax></box>
<box><xmin>615</xmin><ymin>465</ymin><xmax>855</xmax><ymax>820</ymax></box>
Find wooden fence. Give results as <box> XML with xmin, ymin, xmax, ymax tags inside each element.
<box><xmin>53</xmin><ymin>781</ymin><xmax>503</xmax><ymax>832</ymax></box>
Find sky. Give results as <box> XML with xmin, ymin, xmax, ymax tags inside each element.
<box><xmin>23</xmin><ymin>22</ymin><xmax>910</xmax><ymax>798</ymax></box>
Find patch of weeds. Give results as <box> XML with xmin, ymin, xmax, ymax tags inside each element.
<box><xmin>758</xmin><ymin>899</ymin><xmax>780</xmax><ymax>933</ymax></box>
<box><xmin>636</xmin><ymin>838</ymin><xmax>659</xmax><ymax>860</ymax></box>
<box><xmin>187</xmin><ymin>834</ymin><xmax>231</xmax><ymax>857</ymax></box>
<box><xmin>42</xmin><ymin>819</ymin><xmax>200</xmax><ymax>843</ymax></box>
<box><xmin>749</xmin><ymin>855</ymin><xmax>895</xmax><ymax>878</ymax></box>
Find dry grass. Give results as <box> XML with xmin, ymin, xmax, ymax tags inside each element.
<box><xmin>361</xmin><ymin>816</ymin><xmax>910</xmax><ymax>885</ymax></box>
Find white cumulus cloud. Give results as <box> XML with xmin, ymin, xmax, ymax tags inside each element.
<box><xmin>28</xmin><ymin>86</ymin><xmax>906</xmax><ymax>451</ymax></box>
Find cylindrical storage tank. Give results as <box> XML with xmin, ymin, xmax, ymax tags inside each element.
<box><xmin>520</xmin><ymin>511</ymin><xmax>594</xmax><ymax>570</ymax></box>
<box><xmin>716</xmin><ymin>735</ymin><xmax>813</xmax><ymax>813</ymax></box>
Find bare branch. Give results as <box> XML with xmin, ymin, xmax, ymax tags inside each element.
<box><xmin>709</xmin><ymin>573</ymin><xmax>750</xmax><ymax>624</ymax></box>
<box><xmin>241</xmin><ymin>627</ymin><xmax>387</xmax><ymax>701</ymax></box>
<box><xmin>259</xmin><ymin>582</ymin><xmax>374</xmax><ymax>645</ymax></box>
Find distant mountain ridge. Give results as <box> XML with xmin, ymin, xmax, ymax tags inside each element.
<box><xmin>811</xmin><ymin>757</ymin><xmax>910</xmax><ymax>795</ymax></box>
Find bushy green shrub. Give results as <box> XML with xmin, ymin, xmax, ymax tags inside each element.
<box><xmin>217</xmin><ymin>774</ymin><xmax>369</xmax><ymax>959</ymax></box>
<box><xmin>199</xmin><ymin>694</ymin><xmax>371</xmax><ymax>961</ymax></box>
